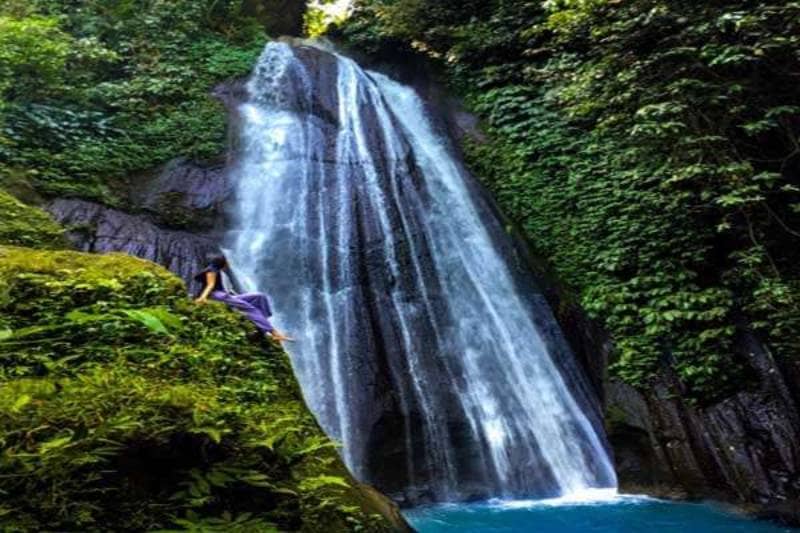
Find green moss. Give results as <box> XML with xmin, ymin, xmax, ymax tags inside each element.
<box><xmin>0</xmin><ymin>246</ymin><xmax>402</xmax><ymax>532</ymax></box>
<box><xmin>604</xmin><ymin>404</ymin><xmax>630</xmax><ymax>433</ymax></box>
<box><xmin>0</xmin><ymin>191</ymin><xmax>66</xmax><ymax>249</ymax></box>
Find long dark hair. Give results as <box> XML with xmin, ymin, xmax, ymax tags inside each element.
<box><xmin>208</xmin><ymin>254</ymin><xmax>227</xmax><ymax>270</ymax></box>
<box><xmin>193</xmin><ymin>254</ymin><xmax>228</xmax><ymax>292</ymax></box>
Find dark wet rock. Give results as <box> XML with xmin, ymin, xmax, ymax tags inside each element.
<box><xmin>131</xmin><ymin>158</ymin><xmax>231</xmax><ymax>230</ymax></box>
<box><xmin>604</xmin><ymin>380</ymin><xmax>676</xmax><ymax>488</ymax></box>
<box><xmin>289</xmin><ymin>45</ymin><xmax>343</xmax><ymax>126</ymax></box>
<box><xmin>247</xmin><ymin>42</ymin><xmax>344</xmax><ymax>128</ymax></box>
<box><xmin>46</xmin><ymin>145</ymin><xmax>236</xmax><ymax>294</ymax></box>
<box><xmin>48</xmin><ymin>199</ymin><xmax>222</xmax><ymax>296</ymax></box>
<box><xmin>212</xmin><ymin>79</ymin><xmax>249</xmax><ymax>109</ymax></box>
<box><xmin>544</xmin><ymin>284</ymin><xmax>800</xmax><ymax>524</ymax></box>
<box><xmin>623</xmin><ymin>339</ymin><xmax>799</xmax><ymax>507</ymax></box>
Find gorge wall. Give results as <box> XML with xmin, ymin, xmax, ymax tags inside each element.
<box><xmin>425</xmin><ymin>66</ymin><xmax>800</xmax><ymax>522</ymax></box>
<box><xmin>46</xmin><ymin>41</ymin><xmax>618</xmax><ymax>505</ymax></box>
<box><xmin>542</xmin><ymin>278</ymin><xmax>800</xmax><ymax>523</ymax></box>
<box><xmin>43</xmin><ymin>36</ymin><xmax>800</xmax><ymax>523</ymax></box>
<box><xmin>10</xmin><ymin>2</ymin><xmax>800</xmax><ymax>524</ymax></box>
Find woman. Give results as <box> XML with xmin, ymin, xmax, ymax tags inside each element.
<box><xmin>194</xmin><ymin>255</ymin><xmax>293</xmax><ymax>343</ymax></box>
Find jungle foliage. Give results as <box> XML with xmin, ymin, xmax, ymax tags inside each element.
<box><xmin>0</xmin><ymin>190</ymin><xmax>66</xmax><ymax>249</ymax></box>
<box><xmin>0</xmin><ymin>0</ymin><xmax>268</xmax><ymax>202</ymax></box>
<box><xmin>336</xmin><ymin>0</ymin><xmax>800</xmax><ymax>400</ymax></box>
<box><xmin>0</xmin><ymin>245</ymin><xmax>394</xmax><ymax>532</ymax></box>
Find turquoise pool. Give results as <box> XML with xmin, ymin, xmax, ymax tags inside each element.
<box><xmin>404</xmin><ymin>491</ymin><xmax>796</xmax><ymax>532</ymax></box>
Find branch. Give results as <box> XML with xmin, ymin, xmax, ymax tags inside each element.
<box><xmin>764</xmin><ymin>202</ymin><xmax>800</xmax><ymax>239</ymax></box>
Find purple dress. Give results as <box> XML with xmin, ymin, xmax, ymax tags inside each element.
<box><xmin>195</xmin><ymin>264</ymin><xmax>275</xmax><ymax>334</ymax></box>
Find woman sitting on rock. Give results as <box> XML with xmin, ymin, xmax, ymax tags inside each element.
<box><xmin>194</xmin><ymin>254</ymin><xmax>293</xmax><ymax>343</ymax></box>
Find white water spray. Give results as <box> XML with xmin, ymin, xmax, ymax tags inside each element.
<box><xmin>226</xmin><ymin>42</ymin><xmax>617</xmax><ymax>500</ymax></box>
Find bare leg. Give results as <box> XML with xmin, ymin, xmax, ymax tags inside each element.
<box><xmin>269</xmin><ymin>329</ymin><xmax>294</xmax><ymax>342</ymax></box>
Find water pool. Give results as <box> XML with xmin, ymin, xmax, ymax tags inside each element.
<box><xmin>404</xmin><ymin>492</ymin><xmax>797</xmax><ymax>532</ymax></box>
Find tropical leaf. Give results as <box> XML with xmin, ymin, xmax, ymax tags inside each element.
<box><xmin>120</xmin><ymin>309</ymin><xmax>169</xmax><ymax>334</ymax></box>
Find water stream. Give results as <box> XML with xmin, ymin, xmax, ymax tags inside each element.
<box><xmin>225</xmin><ymin>42</ymin><xmax>616</xmax><ymax>501</ymax></box>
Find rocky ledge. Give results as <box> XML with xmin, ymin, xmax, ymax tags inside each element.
<box><xmin>0</xmin><ymin>194</ymin><xmax>411</xmax><ymax>532</ymax></box>
<box><xmin>47</xmin><ymin>158</ymin><xmax>232</xmax><ymax>296</ymax></box>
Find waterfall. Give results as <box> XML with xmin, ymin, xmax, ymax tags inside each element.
<box><xmin>225</xmin><ymin>42</ymin><xmax>617</xmax><ymax>502</ymax></box>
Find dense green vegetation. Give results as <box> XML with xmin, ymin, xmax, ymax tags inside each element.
<box><xmin>0</xmin><ymin>190</ymin><xmax>66</xmax><ymax>249</ymax></box>
<box><xmin>0</xmin><ymin>0</ymin><xmax>268</xmax><ymax>202</ymax></box>
<box><xmin>336</xmin><ymin>0</ymin><xmax>800</xmax><ymax>400</ymax></box>
<box><xmin>0</xmin><ymin>242</ymin><xmax>399</xmax><ymax>531</ymax></box>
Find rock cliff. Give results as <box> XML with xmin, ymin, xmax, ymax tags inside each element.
<box><xmin>33</xmin><ymin>33</ymin><xmax>800</xmax><ymax>527</ymax></box>
<box><xmin>540</xmin><ymin>269</ymin><xmax>800</xmax><ymax>525</ymax></box>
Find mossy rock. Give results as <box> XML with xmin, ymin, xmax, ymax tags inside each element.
<box><xmin>0</xmin><ymin>190</ymin><xmax>66</xmax><ymax>249</ymax></box>
<box><xmin>0</xmin><ymin>246</ymin><xmax>408</xmax><ymax>532</ymax></box>
<box><xmin>0</xmin><ymin>247</ymin><xmax>184</xmax><ymax>329</ymax></box>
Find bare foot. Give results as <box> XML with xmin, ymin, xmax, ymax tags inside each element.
<box><xmin>268</xmin><ymin>331</ymin><xmax>295</xmax><ymax>343</ymax></box>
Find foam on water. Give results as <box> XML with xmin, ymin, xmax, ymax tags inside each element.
<box><xmin>405</xmin><ymin>497</ymin><xmax>796</xmax><ymax>533</ymax></box>
<box><xmin>490</xmin><ymin>488</ymin><xmax>628</xmax><ymax>508</ymax></box>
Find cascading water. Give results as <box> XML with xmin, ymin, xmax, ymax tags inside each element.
<box><xmin>225</xmin><ymin>42</ymin><xmax>617</xmax><ymax>502</ymax></box>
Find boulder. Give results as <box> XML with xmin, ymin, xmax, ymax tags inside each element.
<box><xmin>0</xmin><ymin>245</ymin><xmax>411</xmax><ymax>531</ymax></box>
